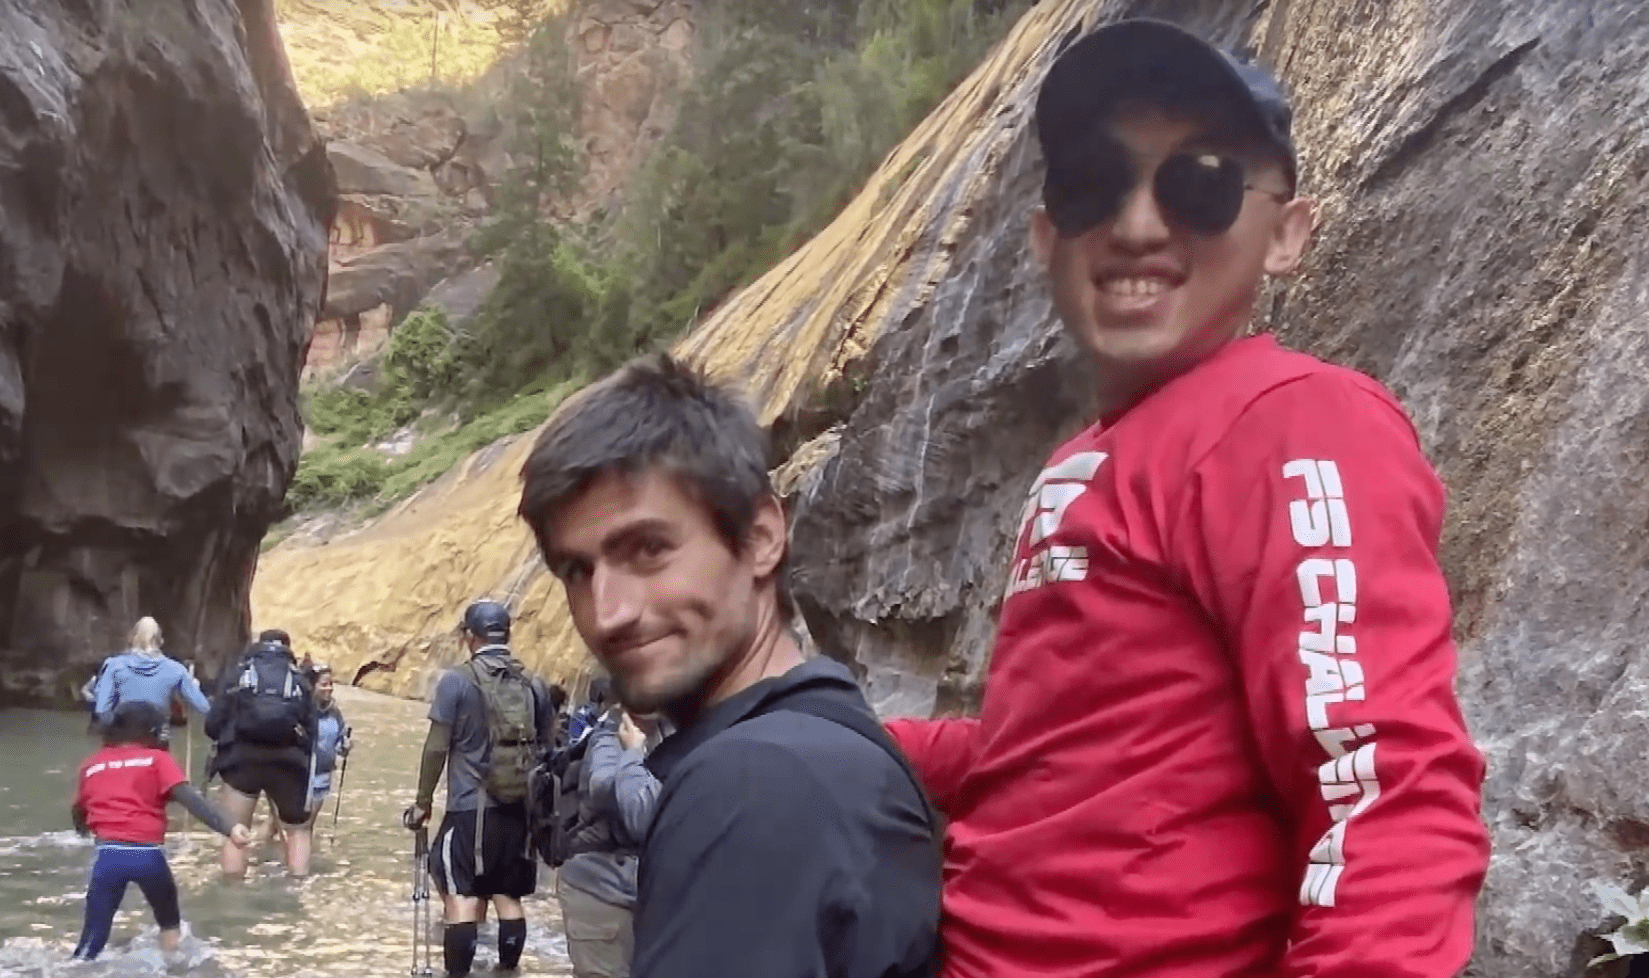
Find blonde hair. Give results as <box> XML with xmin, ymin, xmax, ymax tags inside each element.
<box><xmin>127</xmin><ymin>616</ymin><xmax>163</xmax><ymax>652</ymax></box>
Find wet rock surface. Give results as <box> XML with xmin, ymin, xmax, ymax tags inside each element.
<box><xmin>0</xmin><ymin>0</ymin><xmax>332</xmax><ymax>696</ymax></box>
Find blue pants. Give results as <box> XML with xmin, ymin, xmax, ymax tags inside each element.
<box><xmin>74</xmin><ymin>842</ymin><xmax>181</xmax><ymax>960</ymax></box>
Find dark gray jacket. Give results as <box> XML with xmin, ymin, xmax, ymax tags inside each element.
<box><xmin>631</xmin><ymin>657</ymin><xmax>941</xmax><ymax>978</ymax></box>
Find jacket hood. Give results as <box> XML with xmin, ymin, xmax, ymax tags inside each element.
<box><xmin>121</xmin><ymin>652</ymin><xmax>167</xmax><ymax>677</ymax></box>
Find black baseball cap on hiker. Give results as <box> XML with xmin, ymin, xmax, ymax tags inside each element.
<box><xmin>1034</xmin><ymin>18</ymin><xmax>1298</xmax><ymax>237</ymax></box>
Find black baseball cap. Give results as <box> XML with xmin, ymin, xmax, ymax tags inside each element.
<box><xmin>461</xmin><ymin>600</ymin><xmax>511</xmax><ymax>640</ymax></box>
<box><xmin>1035</xmin><ymin>19</ymin><xmax>1298</xmax><ymax>191</ymax></box>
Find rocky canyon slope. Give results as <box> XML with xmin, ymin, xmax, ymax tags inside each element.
<box><xmin>0</xmin><ymin>0</ymin><xmax>333</xmax><ymax>697</ymax></box>
<box><xmin>254</xmin><ymin>0</ymin><xmax>1649</xmax><ymax>973</ymax></box>
<box><xmin>287</xmin><ymin>0</ymin><xmax>696</xmax><ymax>373</ymax></box>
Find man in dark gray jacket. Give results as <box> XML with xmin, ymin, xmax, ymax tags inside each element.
<box><xmin>556</xmin><ymin>706</ymin><xmax>662</xmax><ymax>978</ymax></box>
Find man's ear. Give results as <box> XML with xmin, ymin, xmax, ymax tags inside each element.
<box><xmin>746</xmin><ymin>492</ymin><xmax>788</xmax><ymax>579</ymax></box>
<box><xmin>1264</xmin><ymin>196</ymin><xmax>1317</xmax><ymax>277</ymax></box>
<box><xmin>1029</xmin><ymin>207</ymin><xmax>1058</xmax><ymax>265</ymax></box>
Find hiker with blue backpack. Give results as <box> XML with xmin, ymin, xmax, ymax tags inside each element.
<box><xmin>92</xmin><ymin>617</ymin><xmax>211</xmax><ymax>742</ymax></box>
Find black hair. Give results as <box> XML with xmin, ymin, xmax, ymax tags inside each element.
<box><xmin>101</xmin><ymin>702</ymin><xmax>167</xmax><ymax>748</ymax></box>
<box><xmin>517</xmin><ymin>352</ymin><xmax>793</xmax><ymax>619</ymax></box>
<box><xmin>258</xmin><ymin>628</ymin><xmax>291</xmax><ymax>647</ymax></box>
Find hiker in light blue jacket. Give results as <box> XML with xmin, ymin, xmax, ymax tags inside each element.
<box><xmin>307</xmin><ymin>665</ymin><xmax>350</xmax><ymax>822</ymax></box>
<box><xmin>93</xmin><ymin>617</ymin><xmax>211</xmax><ymax>742</ymax></box>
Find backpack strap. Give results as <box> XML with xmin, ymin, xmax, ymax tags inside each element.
<box><xmin>767</xmin><ymin>696</ymin><xmax>944</xmax><ymax>847</ymax></box>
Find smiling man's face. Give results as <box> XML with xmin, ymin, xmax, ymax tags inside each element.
<box><xmin>1031</xmin><ymin>105</ymin><xmax>1311</xmax><ymax>405</ymax></box>
<box><xmin>542</xmin><ymin>468</ymin><xmax>771</xmax><ymax>716</ymax></box>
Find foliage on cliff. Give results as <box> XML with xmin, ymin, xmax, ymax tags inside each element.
<box><xmin>275</xmin><ymin>0</ymin><xmax>555</xmax><ymax>107</ymax></box>
<box><xmin>291</xmin><ymin>0</ymin><xmax>1035</xmax><ymax>512</ymax></box>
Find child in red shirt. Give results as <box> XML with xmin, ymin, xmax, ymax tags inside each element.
<box><xmin>71</xmin><ymin>701</ymin><xmax>251</xmax><ymax>960</ymax></box>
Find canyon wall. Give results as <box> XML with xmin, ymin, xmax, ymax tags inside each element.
<box><xmin>0</xmin><ymin>0</ymin><xmax>333</xmax><ymax>695</ymax></box>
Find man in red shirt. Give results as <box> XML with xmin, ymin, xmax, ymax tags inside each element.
<box><xmin>884</xmin><ymin>18</ymin><xmax>1490</xmax><ymax>978</ymax></box>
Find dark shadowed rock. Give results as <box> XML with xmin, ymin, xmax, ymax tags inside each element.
<box><xmin>0</xmin><ymin>0</ymin><xmax>332</xmax><ymax>697</ymax></box>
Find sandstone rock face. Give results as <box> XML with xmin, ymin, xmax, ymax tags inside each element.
<box><xmin>305</xmin><ymin>235</ymin><xmax>467</xmax><ymax>376</ymax></box>
<box><xmin>255</xmin><ymin>0</ymin><xmax>1649</xmax><ymax>971</ymax></box>
<box><xmin>0</xmin><ymin>0</ymin><xmax>332</xmax><ymax>697</ymax></box>
<box><xmin>570</xmin><ymin>0</ymin><xmax>696</xmax><ymax>213</ymax></box>
<box><xmin>329</xmin><ymin>139</ymin><xmax>442</xmax><ymax>198</ymax></box>
<box><xmin>294</xmin><ymin>1</ymin><xmax>701</xmax><ymax>376</ymax></box>
<box><xmin>308</xmin><ymin>97</ymin><xmax>490</xmax><ymax>375</ymax></box>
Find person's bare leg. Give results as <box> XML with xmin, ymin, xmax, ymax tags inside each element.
<box><xmin>491</xmin><ymin>896</ymin><xmax>524</xmax><ymax>921</ymax></box>
<box><xmin>159</xmin><ymin>927</ymin><xmax>182</xmax><ymax>953</ymax></box>
<box><xmin>282</xmin><ymin>821</ymin><xmax>313</xmax><ymax>877</ymax></box>
<box><xmin>444</xmin><ymin>894</ymin><xmax>483</xmax><ymax>925</ymax></box>
<box><xmin>442</xmin><ymin>894</ymin><xmax>484</xmax><ymax>977</ymax></box>
<box><xmin>217</xmin><ymin>787</ymin><xmax>257</xmax><ymax>878</ymax></box>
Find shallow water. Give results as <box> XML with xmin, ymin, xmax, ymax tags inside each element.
<box><xmin>0</xmin><ymin>686</ymin><xmax>573</xmax><ymax>978</ymax></box>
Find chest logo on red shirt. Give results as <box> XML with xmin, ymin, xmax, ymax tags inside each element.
<box><xmin>85</xmin><ymin>755</ymin><xmax>156</xmax><ymax>778</ymax></box>
<box><xmin>1006</xmin><ymin>451</ymin><xmax>1108</xmax><ymax>597</ymax></box>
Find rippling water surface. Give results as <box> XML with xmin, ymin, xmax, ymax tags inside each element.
<box><xmin>0</xmin><ymin>686</ymin><xmax>573</xmax><ymax>978</ymax></box>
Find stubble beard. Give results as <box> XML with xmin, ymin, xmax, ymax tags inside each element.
<box><xmin>610</xmin><ymin>616</ymin><xmax>758</xmax><ymax>724</ymax></box>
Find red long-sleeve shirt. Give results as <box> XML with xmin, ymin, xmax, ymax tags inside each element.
<box><xmin>888</xmin><ymin>334</ymin><xmax>1489</xmax><ymax>978</ymax></box>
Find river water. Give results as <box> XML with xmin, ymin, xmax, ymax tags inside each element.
<box><xmin>0</xmin><ymin>686</ymin><xmax>574</xmax><ymax>978</ymax></box>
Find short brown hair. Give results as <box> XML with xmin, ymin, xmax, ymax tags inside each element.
<box><xmin>517</xmin><ymin>353</ymin><xmax>793</xmax><ymax>618</ymax></box>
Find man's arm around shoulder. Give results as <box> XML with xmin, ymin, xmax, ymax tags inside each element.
<box><xmin>883</xmin><ymin>716</ymin><xmax>979</xmax><ymax>815</ymax></box>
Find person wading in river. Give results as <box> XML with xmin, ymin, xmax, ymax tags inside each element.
<box><xmin>71</xmin><ymin>702</ymin><xmax>251</xmax><ymax>960</ymax></box>
<box><xmin>304</xmin><ymin>666</ymin><xmax>351</xmax><ymax>829</ymax></box>
<box><xmin>880</xmin><ymin>18</ymin><xmax>1491</xmax><ymax>978</ymax></box>
<box><xmin>206</xmin><ymin>635</ymin><xmax>318</xmax><ymax>878</ymax></box>
<box><xmin>92</xmin><ymin>617</ymin><xmax>211</xmax><ymax>743</ymax></box>
<box><xmin>402</xmin><ymin>600</ymin><xmax>558</xmax><ymax>978</ymax></box>
<box><xmin>551</xmin><ymin>702</ymin><xmax>662</xmax><ymax>978</ymax></box>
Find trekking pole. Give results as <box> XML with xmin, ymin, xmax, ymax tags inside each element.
<box><xmin>411</xmin><ymin>825</ymin><xmax>434</xmax><ymax>977</ymax></box>
<box><xmin>182</xmin><ymin>667</ymin><xmax>195</xmax><ymax>846</ymax></box>
<box><xmin>328</xmin><ymin>749</ymin><xmax>349</xmax><ymax>846</ymax></box>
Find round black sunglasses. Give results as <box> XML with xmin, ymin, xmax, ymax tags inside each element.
<box><xmin>1045</xmin><ymin>146</ymin><xmax>1291</xmax><ymax>238</ymax></box>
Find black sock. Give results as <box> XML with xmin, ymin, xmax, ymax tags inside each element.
<box><xmin>443</xmin><ymin>921</ymin><xmax>478</xmax><ymax>977</ymax></box>
<box><xmin>497</xmin><ymin>918</ymin><xmax>527</xmax><ymax>970</ymax></box>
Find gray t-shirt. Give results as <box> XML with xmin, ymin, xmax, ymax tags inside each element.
<box><xmin>429</xmin><ymin>665</ymin><xmax>491</xmax><ymax>813</ymax></box>
<box><xmin>428</xmin><ymin>650</ymin><xmax>553</xmax><ymax>813</ymax></box>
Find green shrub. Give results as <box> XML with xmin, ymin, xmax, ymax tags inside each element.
<box><xmin>286</xmin><ymin>444</ymin><xmax>393</xmax><ymax>510</ymax></box>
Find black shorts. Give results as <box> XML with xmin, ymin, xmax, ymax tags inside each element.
<box><xmin>429</xmin><ymin>804</ymin><xmax>537</xmax><ymax>899</ymax></box>
<box><xmin>221</xmin><ymin>761</ymin><xmax>311</xmax><ymax>825</ymax></box>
